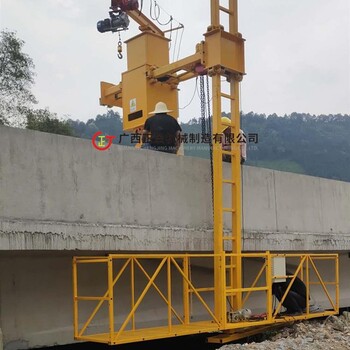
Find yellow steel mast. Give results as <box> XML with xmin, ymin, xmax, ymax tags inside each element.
<box><xmin>209</xmin><ymin>0</ymin><xmax>243</xmax><ymax>321</ymax></box>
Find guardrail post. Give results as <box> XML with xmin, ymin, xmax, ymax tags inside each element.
<box><xmin>108</xmin><ymin>256</ymin><xmax>115</xmax><ymax>344</ymax></box>
<box><xmin>72</xmin><ymin>257</ymin><xmax>79</xmax><ymax>338</ymax></box>
<box><xmin>183</xmin><ymin>256</ymin><xmax>190</xmax><ymax>324</ymax></box>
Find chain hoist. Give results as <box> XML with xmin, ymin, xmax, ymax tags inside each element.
<box><xmin>200</xmin><ymin>75</ymin><xmax>214</xmax><ymax>216</ymax></box>
<box><xmin>206</xmin><ymin>75</ymin><xmax>214</xmax><ymax>215</ymax></box>
<box><xmin>117</xmin><ymin>32</ymin><xmax>123</xmax><ymax>59</ymax></box>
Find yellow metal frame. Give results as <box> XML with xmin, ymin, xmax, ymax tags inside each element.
<box><xmin>73</xmin><ymin>252</ymin><xmax>339</xmax><ymax>345</ymax></box>
<box><xmin>76</xmin><ymin>0</ymin><xmax>340</xmax><ymax>345</ymax></box>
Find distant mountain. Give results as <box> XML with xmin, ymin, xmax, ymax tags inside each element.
<box><xmin>238</xmin><ymin>112</ymin><xmax>350</xmax><ymax>182</ymax></box>
<box><xmin>68</xmin><ymin>111</ymin><xmax>350</xmax><ymax>182</ymax></box>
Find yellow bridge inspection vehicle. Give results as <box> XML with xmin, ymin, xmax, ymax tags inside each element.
<box><xmin>73</xmin><ymin>0</ymin><xmax>339</xmax><ymax>345</ymax></box>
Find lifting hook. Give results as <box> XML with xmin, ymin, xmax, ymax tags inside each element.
<box><xmin>117</xmin><ymin>35</ymin><xmax>123</xmax><ymax>59</ymax></box>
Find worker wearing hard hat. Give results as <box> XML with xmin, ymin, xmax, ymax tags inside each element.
<box><xmin>221</xmin><ymin>116</ymin><xmax>247</xmax><ymax>164</ymax></box>
<box><xmin>141</xmin><ymin>102</ymin><xmax>182</xmax><ymax>154</ymax></box>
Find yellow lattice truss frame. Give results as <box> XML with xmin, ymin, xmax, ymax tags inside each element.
<box><xmin>73</xmin><ymin>252</ymin><xmax>339</xmax><ymax>345</ymax></box>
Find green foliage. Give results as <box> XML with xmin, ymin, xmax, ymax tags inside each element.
<box><xmin>240</xmin><ymin>112</ymin><xmax>350</xmax><ymax>181</ymax></box>
<box><xmin>26</xmin><ymin>108</ymin><xmax>74</xmax><ymax>136</ymax></box>
<box><xmin>68</xmin><ymin>109</ymin><xmax>131</xmax><ymax>145</ymax></box>
<box><xmin>179</xmin><ymin>112</ymin><xmax>350</xmax><ymax>182</ymax></box>
<box><xmin>0</xmin><ymin>30</ymin><xmax>37</xmax><ymax>126</ymax></box>
<box><xmin>69</xmin><ymin>111</ymin><xmax>350</xmax><ymax>182</ymax></box>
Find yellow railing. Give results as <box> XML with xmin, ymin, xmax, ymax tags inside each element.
<box><xmin>73</xmin><ymin>252</ymin><xmax>338</xmax><ymax>345</ymax></box>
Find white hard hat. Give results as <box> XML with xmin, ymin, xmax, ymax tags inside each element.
<box><xmin>149</xmin><ymin>101</ymin><xmax>173</xmax><ymax>114</ymax></box>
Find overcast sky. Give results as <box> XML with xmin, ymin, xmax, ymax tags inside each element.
<box><xmin>1</xmin><ymin>0</ymin><xmax>349</xmax><ymax>123</ymax></box>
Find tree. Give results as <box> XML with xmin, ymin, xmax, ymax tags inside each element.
<box><xmin>0</xmin><ymin>30</ymin><xmax>37</xmax><ymax>126</ymax></box>
<box><xmin>26</xmin><ymin>108</ymin><xmax>74</xmax><ymax>136</ymax></box>
<box><xmin>69</xmin><ymin>109</ymin><xmax>127</xmax><ymax>143</ymax></box>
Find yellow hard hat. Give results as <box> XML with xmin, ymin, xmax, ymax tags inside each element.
<box><xmin>220</xmin><ymin>116</ymin><xmax>231</xmax><ymax>133</ymax></box>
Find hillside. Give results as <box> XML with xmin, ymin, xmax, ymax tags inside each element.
<box><xmin>68</xmin><ymin>111</ymin><xmax>350</xmax><ymax>182</ymax></box>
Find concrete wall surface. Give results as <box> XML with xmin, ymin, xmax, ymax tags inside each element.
<box><xmin>1</xmin><ymin>126</ymin><xmax>350</xmax><ymax>251</ymax></box>
<box><xmin>0</xmin><ymin>252</ymin><xmax>349</xmax><ymax>350</ymax></box>
<box><xmin>1</xmin><ymin>128</ymin><xmax>350</xmax><ymax>349</ymax></box>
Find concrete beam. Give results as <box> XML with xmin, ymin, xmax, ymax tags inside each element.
<box><xmin>1</xmin><ymin>126</ymin><xmax>350</xmax><ymax>252</ymax></box>
<box><xmin>0</xmin><ymin>219</ymin><xmax>212</xmax><ymax>251</ymax></box>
